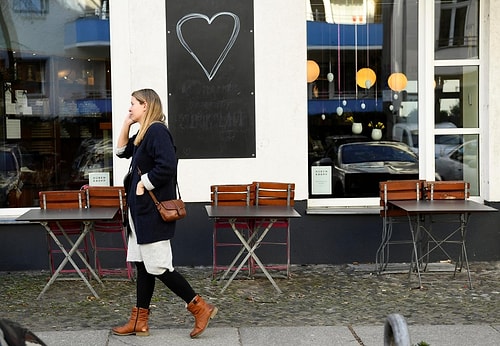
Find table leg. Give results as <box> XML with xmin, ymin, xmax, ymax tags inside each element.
<box><xmin>38</xmin><ymin>223</ymin><xmax>100</xmax><ymax>299</ymax></box>
<box><xmin>376</xmin><ymin>217</ymin><xmax>391</xmax><ymax>273</ymax></box>
<box><xmin>409</xmin><ymin>212</ymin><xmax>473</xmax><ymax>290</ymax></box>
<box><xmin>221</xmin><ymin>219</ymin><xmax>282</xmax><ymax>294</ymax></box>
<box><xmin>407</xmin><ymin>214</ymin><xmax>423</xmax><ymax>289</ymax></box>
<box><xmin>242</xmin><ymin>222</ymin><xmax>282</xmax><ymax>293</ymax></box>
<box><xmin>458</xmin><ymin>213</ymin><xmax>472</xmax><ymax>289</ymax></box>
<box><xmin>56</xmin><ymin>221</ymin><xmax>103</xmax><ymax>284</ymax></box>
<box><xmin>219</xmin><ymin>220</ymin><xmax>256</xmax><ymax>282</ymax></box>
<box><xmin>419</xmin><ymin>221</ymin><xmax>459</xmax><ymax>266</ymax></box>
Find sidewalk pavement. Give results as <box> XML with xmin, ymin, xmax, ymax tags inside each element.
<box><xmin>4</xmin><ymin>262</ymin><xmax>499</xmax><ymax>345</ymax></box>
<box><xmin>35</xmin><ymin>324</ymin><xmax>500</xmax><ymax>346</ymax></box>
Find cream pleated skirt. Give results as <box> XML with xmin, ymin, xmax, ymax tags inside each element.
<box><xmin>126</xmin><ymin>211</ymin><xmax>174</xmax><ymax>275</ymax></box>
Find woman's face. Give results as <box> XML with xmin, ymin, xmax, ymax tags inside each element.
<box><xmin>129</xmin><ymin>96</ymin><xmax>147</xmax><ymax>123</ymax></box>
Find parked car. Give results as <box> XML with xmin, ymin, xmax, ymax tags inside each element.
<box><xmin>435</xmin><ymin>139</ymin><xmax>478</xmax><ymax>194</ymax></box>
<box><xmin>309</xmin><ymin>134</ymin><xmax>369</xmax><ymax>165</ymax></box>
<box><xmin>322</xmin><ymin>134</ymin><xmax>369</xmax><ymax>157</ymax></box>
<box><xmin>315</xmin><ymin>141</ymin><xmax>419</xmax><ymax>197</ymax></box>
<box><xmin>392</xmin><ymin>122</ymin><xmax>462</xmax><ymax>158</ymax></box>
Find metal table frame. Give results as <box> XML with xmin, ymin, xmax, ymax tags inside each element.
<box><xmin>205</xmin><ymin>205</ymin><xmax>301</xmax><ymax>294</ymax></box>
<box><xmin>388</xmin><ymin>199</ymin><xmax>497</xmax><ymax>289</ymax></box>
<box><xmin>17</xmin><ymin>207</ymin><xmax>119</xmax><ymax>299</ymax></box>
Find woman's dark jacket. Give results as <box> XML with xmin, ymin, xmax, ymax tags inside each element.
<box><xmin>117</xmin><ymin>122</ymin><xmax>177</xmax><ymax>244</ymax></box>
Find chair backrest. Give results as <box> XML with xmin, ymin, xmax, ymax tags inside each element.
<box><xmin>379</xmin><ymin>180</ymin><xmax>424</xmax><ymax>217</ymax></box>
<box><xmin>84</xmin><ymin>186</ymin><xmax>126</xmax><ymax>209</ymax></box>
<box><xmin>211</xmin><ymin>184</ymin><xmax>255</xmax><ymax>206</ymax></box>
<box><xmin>39</xmin><ymin>190</ymin><xmax>87</xmax><ymax>210</ymax></box>
<box><xmin>84</xmin><ymin>186</ymin><xmax>126</xmax><ymax>223</ymax></box>
<box><xmin>425</xmin><ymin>181</ymin><xmax>470</xmax><ymax>200</ymax></box>
<box><xmin>253</xmin><ymin>181</ymin><xmax>295</xmax><ymax>206</ymax></box>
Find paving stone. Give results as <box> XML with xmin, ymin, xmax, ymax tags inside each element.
<box><xmin>1</xmin><ymin>261</ymin><xmax>499</xmax><ymax>332</ymax></box>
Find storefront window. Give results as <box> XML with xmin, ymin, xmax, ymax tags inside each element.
<box><xmin>307</xmin><ymin>0</ymin><xmax>418</xmax><ymax>198</ymax></box>
<box><xmin>0</xmin><ymin>0</ymin><xmax>110</xmax><ymax>207</ymax></box>
<box><xmin>434</xmin><ymin>0</ymin><xmax>480</xmax><ymax>196</ymax></box>
<box><xmin>307</xmin><ymin>0</ymin><xmax>481</xmax><ymax>200</ymax></box>
<box><xmin>435</xmin><ymin>134</ymin><xmax>479</xmax><ymax>195</ymax></box>
<box><xmin>435</xmin><ymin>65</ymin><xmax>478</xmax><ymax>129</ymax></box>
<box><xmin>435</xmin><ymin>0</ymin><xmax>478</xmax><ymax>60</ymax></box>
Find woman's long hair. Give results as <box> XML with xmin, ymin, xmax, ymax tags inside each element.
<box><xmin>131</xmin><ymin>89</ymin><xmax>166</xmax><ymax>145</ymax></box>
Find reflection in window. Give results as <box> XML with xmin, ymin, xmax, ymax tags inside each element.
<box><xmin>435</xmin><ymin>0</ymin><xmax>478</xmax><ymax>59</ymax></box>
<box><xmin>341</xmin><ymin>143</ymin><xmax>417</xmax><ymax>164</ymax></box>
<box><xmin>0</xmin><ymin>1</ymin><xmax>111</xmax><ymax>207</ymax></box>
<box><xmin>435</xmin><ymin>134</ymin><xmax>479</xmax><ymax>195</ymax></box>
<box><xmin>13</xmin><ymin>0</ymin><xmax>48</xmax><ymax>14</ymax></box>
<box><xmin>307</xmin><ymin>0</ymin><xmax>419</xmax><ymax>198</ymax></box>
<box><xmin>435</xmin><ymin>66</ymin><xmax>478</xmax><ymax>128</ymax></box>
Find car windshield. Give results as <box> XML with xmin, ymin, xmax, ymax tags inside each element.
<box><xmin>436</xmin><ymin>134</ymin><xmax>462</xmax><ymax>146</ymax></box>
<box><xmin>341</xmin><ymin>144</ymin><xmax>418</xmax><ymax>164</ymax></box>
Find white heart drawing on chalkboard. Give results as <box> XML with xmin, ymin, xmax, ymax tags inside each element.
<box><xmin>176</xmin><ymin>12</ymin><xmax>240</xmax><ymax>81</ymax></box>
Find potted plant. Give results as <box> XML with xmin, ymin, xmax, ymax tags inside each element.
<box><xmin>368</xmin><ymin>121</ymin><xmax>385</xmax><ymax>140</ymax></box>
<box><xmin>346</xmin><ymin>114</ymin><xmax>363</xmax><ymax>134</ymax></box>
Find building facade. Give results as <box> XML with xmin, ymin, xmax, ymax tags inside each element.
<box><xmin>0</xmin><ymin>1</ymin><xmax>498</xmax><ymax>270</ymax></box>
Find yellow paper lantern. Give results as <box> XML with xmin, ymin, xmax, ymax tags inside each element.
<box><xmin>388</xmin><ymin>72</ymin><xmax>408</xmax><ymax>92</ymax></box>
<box><xmin>307</xmin><ymin>60</ymin><xmax>320</xmax><ymax>83</ymax></box>
<box><xmin>356</xmin><ymin>68</ymin><xmax>376</xmax><ymax>89</ymax></box>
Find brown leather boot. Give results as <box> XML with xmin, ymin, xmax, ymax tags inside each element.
<box><xmin>186</xmin><ymin>295</ymin><xmax>218</xmax><ymax>338</ymax></box>
<box><xmin>112</xmin><ymin>307</ymin><xmax>150</xmax><ymax>336</ymax></box>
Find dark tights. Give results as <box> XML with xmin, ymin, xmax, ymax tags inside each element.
<box><xmin>135</xmin><ymin>262</ymin><xmax>196</xmax><ymax>309</ymax></box>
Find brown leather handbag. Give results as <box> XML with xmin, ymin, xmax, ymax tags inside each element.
<box><xmin>138</xmin><ymin>167</ymin><xmax>186</xmax><ymax>222</ymax></box>
<box><xmin>147</xmin><ymin>188</ymin><xmax>186</xmax><ymax>222</ymax></box>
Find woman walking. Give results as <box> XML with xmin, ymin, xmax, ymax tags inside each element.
<box><xmin>113</xmin><ymin>88</ymin><xmax>217</xmax><ymax>338</ymax></box>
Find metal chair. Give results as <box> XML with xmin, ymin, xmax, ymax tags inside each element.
<box><xmin>376</xmin><ymin>180</ymin><xmax>425</xmax><ymax>273</ymax></box>
<box><xmin>423</xmin><ymin>180</ymin><xmax>471</xmax><ymax>273</ymax></box>
<box><xmin>210</xmin><ymin>184</ymin><xmax>255</xmax><ymax>278</ymax></box>
<box><xmin>39</xmin><ymin>190</ymin><xmax>90</xmax><ymax>276</ymax></box>
<box><xmin>252</xmin><ymin>181</ymin><xmax>295</xmax><ymax>277</ymax></box>
<box><xmin>84</xmin><ymin>186</ymin><xmax>133</xmax><ymax>280</ymax></box>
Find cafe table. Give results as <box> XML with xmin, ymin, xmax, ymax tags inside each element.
<box><xmin>17</xmin><ymin>207</ymin><xmax>119</xmax><ymax>299</ymax></box>
<box><xmin>205</xmin><ymin>205</ymin><xmax>301</xmax><ymax>294</ymax></box>
<box><xmin>388</xmin><ymin>199</ymin><xmax>497</xmax><ymax>289</ymax></box>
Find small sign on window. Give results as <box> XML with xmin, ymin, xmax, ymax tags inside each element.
<box><xmin>89</xmin><ymin>173</ymin><xmax>110</xmax><ymax>186</ymax></box>
<box><xmin>311</xmin><ymin>166</ymin><xmax>332</xmax><ymax>195</ymax></box>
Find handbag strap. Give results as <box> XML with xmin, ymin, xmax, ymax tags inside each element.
<box><xmin>137</xmin><ymin>167</ymin><xmax>181</xmax><ymax>205</ymax></box>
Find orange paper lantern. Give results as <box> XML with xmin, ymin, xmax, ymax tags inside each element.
<box><xmin>388</xmin><ymin>72</ymin><xmax>408</xmax><ymax>92</ymax></box>
<box><xmin>307</xmin><ymin>60</ymin><xmax>320</xmax><ymax>83</ymax></box>
<box><xmin>356</xmin><ymin>68</ymin><xmax>377</xmax><ymax>89</ymax></box>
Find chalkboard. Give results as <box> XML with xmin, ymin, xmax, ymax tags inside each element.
<box><xmin>166</xmin><ymin>0</ymin><xmax>255</xmax><ymax>159</ymax></box>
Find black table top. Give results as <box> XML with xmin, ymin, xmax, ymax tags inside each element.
<box><xmin>389</xmin><ymin>199</ymin><xmax>498</xmax><ymax>213</ymax></box>
<box><xmin>16</xmin><ymin>207</ymin><xmax>119</xmax><ymax>222</ymax></box>
<box><xmin>205</xmin><ymin>205</ymin><xmax>301</xmax><ymax>218</ymax></box>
